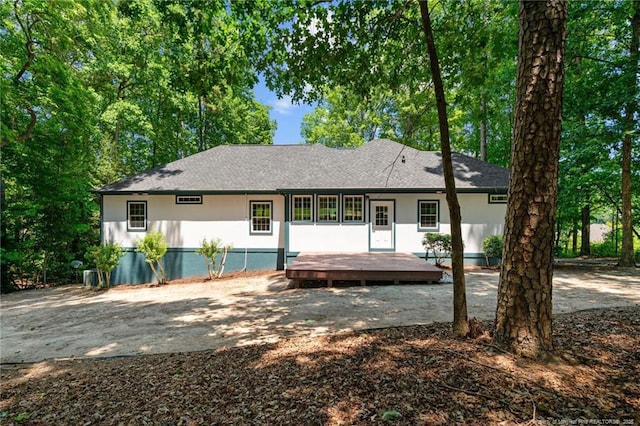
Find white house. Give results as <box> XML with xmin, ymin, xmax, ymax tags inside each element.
<box><xmin>96</xmin><ymin>139</ymin><xmax>509</xmax><ymax>284</ymax></box>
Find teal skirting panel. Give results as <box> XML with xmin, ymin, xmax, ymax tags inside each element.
<box><xmin>111</xmin><ymin>248</ymin><xmax>285</xmax><ymax>285</ymax></box>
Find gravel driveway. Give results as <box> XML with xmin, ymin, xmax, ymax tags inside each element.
<box><xmin>1</xmin><ymin>268</ymin><xmax>639</xmax><ymax>363</ymax></box>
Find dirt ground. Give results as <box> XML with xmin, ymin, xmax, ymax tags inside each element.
<box><xmin>1</xmin><ymin>266</ymin><xmax>639</xmax><ymax>364</ymax></box>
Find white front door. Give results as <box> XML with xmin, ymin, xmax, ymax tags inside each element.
<box><xmin>370</xmin><ymin>200</ymin><xmax>395</xmax><ymax>251</ymax></box>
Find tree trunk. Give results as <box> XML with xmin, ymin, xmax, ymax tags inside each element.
<box><xmin>198</xmin><ymin>96</ymin><xmax>205</xmax><ymax>151</ymax></box>
<box><xmin>480</xmin><ymin>96</ymin><xmax>487</xmax><ymax>161</ymax></box>
<box><xmin>494</xmin><ymin>0</ymin><xmax>567</xmax><ymax>358</ymax></box>
<box><xmin>580</xmin><ymin>204</ymin><xmax>590</xmax><ymax>256</ymax></box>
<box><xmin>619</xmin><ymin>1</ymin><xmax>639</xmax><ymax>267</ymax></box>
<box><xmin>148</xmin><ymin>262</ymin><xmax>160</xmax><ymax>285</ymax></box>
<box><xmin>419</xmin><ymin>0</ymin><xmax>469</xmax><ymax>337</ymax></box>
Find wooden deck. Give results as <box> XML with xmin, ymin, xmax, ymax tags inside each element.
<box><xmin>286</xmin><ymin>252</ymin><xmax>443</xmax><ymax>287</ymax></box>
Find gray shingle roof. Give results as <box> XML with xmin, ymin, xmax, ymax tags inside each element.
<box><xmin>96</xmin><ymin>139</ymin><xmax>509</xmax><ymax>193</ymax></box>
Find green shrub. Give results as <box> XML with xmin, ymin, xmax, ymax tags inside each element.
<box><xmin>422</xmin><ymin>233</ymin><xmax>452</xmax><ymax>267</ymax></box>
<box><xmin>591</xmin><ymin>229</ymin><xmax>622</xmax><ymax>257</ymax></box>
<box><xmin>195</xmin><ymin>238</ymin><xmax>233</xmax><ymax>280</ymax></box>
<box><xmin>86</xmin><ymin>242</ymin><xmax>124</xmax><ymax>288</ymax></box>
<box><xmin>136</xmin><ymin>231</ymin><xmax>168</xmax><ymax>284</ymax></box>
<box><xmin>482</xmin><ymin>235</ymin><xmax>503</xmax><ymax>266</ymax></box>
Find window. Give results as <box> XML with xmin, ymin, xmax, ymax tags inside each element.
<box><xmin>317</xmin><ymin>195</ymin><xmax>338</xmax><ymax>222</ymax></box>
<box><xmin>343</xmin><ymin>195</ymin><xmax>364</xmax><ymax>222</ymax></box>
<box><xmin>418</xmin><ymin>200</ymin><xmax>439</xmax><ymax>230</ymax></box>
<box><xmin>250</xmin><ymin>201</ymin><xmax>272</xmax><ymax>233</ymax></box>
<box><xmin>127</xmin><ymin>201</ymin><xmax>147</xmax><ymax>231</ymax></box>
<box><xmin>176</xmin><ymin>195</ymin><xmax>202</xmax><ymax>204</ymax></box>
<box><xmin>375</xmin><ymin>205</ymin><xmax>389</xmax><ymax>226</ymax></box>
<box><xmin>489</xmin><ymin>194</ymin><xmax>508</xmax><ymax>204</ymax></box>
<box><xmin>292</xmin><ymin>195</ymin><xmax>312</xmax><ymax>221</ymax></box>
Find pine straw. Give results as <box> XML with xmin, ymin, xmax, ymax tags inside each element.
<box><xmin>2</xmin><ymin>307</ymin><xmax>638</xmax><ymax>425</ymax></box>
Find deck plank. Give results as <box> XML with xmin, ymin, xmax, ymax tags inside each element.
<box><xmin>286</xmin><ymin>252</ymin><xmax>442</xmax><ymax>285</ymax></box>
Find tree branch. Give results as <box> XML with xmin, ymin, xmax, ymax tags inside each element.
<box><xmin>14</xmin><ymin>105</ymin><xmax>37</xmax><ymax>142</ymax></box>
<box><xmin>13</xmin><ymin>0</ymin><xmax>39</xmax><ymax>82</ymax></box>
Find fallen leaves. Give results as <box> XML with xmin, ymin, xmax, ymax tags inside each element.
<box><xmin>1</xmin><ymin>306</ymin><xmax>638</xmax><ymax>425</ymax></box>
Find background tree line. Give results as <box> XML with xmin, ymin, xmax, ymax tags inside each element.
<box><xmin>1</xmin><ymin>0</ymin><xmax>275</xmax><ymax>291</ymax></box>
<box><xmin>1</xmin><ymin>0</ymin><xmax>638</xmax><ymax>293</ymax></box>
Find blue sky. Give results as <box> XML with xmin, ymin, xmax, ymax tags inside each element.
<box><xmin>253</xmin><ymin>76</ymin><xmax>316</xmax><ymax>145</ymax></box>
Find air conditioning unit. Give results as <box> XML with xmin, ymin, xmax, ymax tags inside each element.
<box><xmin>83</xmin><ymin>269</ymin><xmax>98</xmax><ymax>287</ymax></box>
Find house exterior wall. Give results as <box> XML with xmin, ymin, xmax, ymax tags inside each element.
<box><xmin>101</xmin><ymin>191</ymin><xmax>506</xmax><ymax>284</ymax></box>
<box><xmin>285</xmin><ymin>192</ymin><xmax>506</xmax><ymax>264</ymax></box>
<box><xmin>102</xmin><ymin>194</ymin><xmax>284</xmax><ymax>248</ymax></box>
<box><xmin>102</xmin><ymin>193</ymin><xmax>285</xmax><ymax>284</ymax></box>
<box><xmin>287</xmin><ymin>224</ymin><xmax>369</xmax><ymax>252</ymax></box>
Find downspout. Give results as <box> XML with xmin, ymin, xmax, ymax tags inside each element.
<box><xmin>242</xmin><ymin>193</ymin><xmax>248</xmax><ymax>272</ymax></box>
<box><xmin>99</xmin><ymin>193</ymin><xmax>104</xmax><ymax>243</ymax></box>
<box><xmin>283</xmin><ymin>192</ymin><xmax>289</xmax><ymax>270</ymax></box>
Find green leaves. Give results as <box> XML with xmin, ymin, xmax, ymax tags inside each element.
<box><xmin>196</xmin><ymin>238</ymin><xmax>232</xmax><ymax>280</ymax></box>
<box><xmin>422</xmin><ymin>233</ymin><xmax>453</xmax><ymax>268</ymax></box>
<box><xmin>14</xmin><ymin>412</ymin><xmax>30</xmax><ymax>422</ymax></box>
<box><xmin>136</xmin><ymin>231</ymin><xmax>168</xmax><ymax>285</ymax></box>
<box><xmin>1</xmin><ymin>0</ymin><xmax>277</xmax><ymax>288</ymax></box>
<box><xmin>136</xmin><ymin>231</ymin><xmax>168</xmax><ymax>265</ymax></box>
<box><xmin>86</xmin><ymin>242</ymin><xmax>124</xmax><ymax>288</ymax></box>
<box><xmin>381</xmin><ymin>408</ymin><xmax>402</xmax><ymax>421</ymax></box>
<box><xmin>482</xmin><ymin>235</ymin><xmax>503</xmax><ymax>260</ymax></box>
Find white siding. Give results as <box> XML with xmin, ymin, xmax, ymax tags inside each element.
<box><xmin>288</xmin><ymin>223</ymin><xmax>369</xmax><ymax>252</ymax></box>
<box><xmin>102</xmin><ymin>191</ymin><xmax>506</xmax><ymax>255</ymax></box>
<box><xmin>102</xmin><ymin>194</ymin><xmax>285</xmax><ymax>248</ymax></box>
<box><xmin>286</xmin><ymin>192</ymin><xmax>505</xmax><ymax>254</ymax></box>
<box><xmin>459</xmin><ymin>193</ymin><xmax>506</xmax><ymax>252</ymax></box>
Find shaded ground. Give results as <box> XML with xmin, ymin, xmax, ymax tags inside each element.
<box><xmin>1</xmin><ymin>267</ymin><xmax>639</xmax><ymax>363</ymax></box>
<box><xmin>1</xmin><ymin>306</ymin><xmax>638</xmax><ymax>425</ymax></box>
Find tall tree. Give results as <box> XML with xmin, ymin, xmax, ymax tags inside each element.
<box><xmin>494</xmin><ymin>0</ymin><xmax>568</xmax><ymax>357</ymax></box>
<box><xmin>1</xmin><ymin>0</ymin><xmax>109</xmax><ymax>288</ymax></box>
<box><xmin>419</xmin><ymin>0</ymin><xmax>469</xmax><ymax>337</ymax></box>
<box><xmin>619</xmin><ymin>0</ymin><xmax>639</xmax><ymax>267</ymax></box>
<box><xmin>92</xmin><ymin>0</ymin><xmax>276</xmax><ymax>185</ymax></box>
<box><xmin>301</xmin><ymin>84</ymin><xmax>445</xmax><ymax>149</ymax></box>
<box><xmin>444</xmin><ymin>0</ymin><xmax>518</xmax><ymax>165</ymax></box>
<box><xmin>0</xmin><ymin>0</ymin><xmax>276</xmax><ymax>289</ymax></box>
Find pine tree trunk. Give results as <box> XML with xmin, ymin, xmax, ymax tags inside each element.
<box><xmin>419</xmin><ymin>0</ymin><xmax>469</xmax><ymax>337</ymax></box>
<box><xmin>619</xmin><ymin>1</ymin><xmax>639</xmax><ymax>267</ymax></box>
<box><xmin>494</xmin><ymin>0</ymin><xmax>567</xmax><ymax>358</ymax></box>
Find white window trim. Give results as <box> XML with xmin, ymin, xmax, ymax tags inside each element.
<box><xmin>127</xmin><ymin>201</ymin><xmax>147</xmax><ymax>231</ymax></box>
<box><xmin>488</xmin><ymin>193</ymin><xmax>508</xmax><ymax>204</ymax></box>
<box><xmin>250</xmin><ymin>201</ymin><xmax>272</xmax><ymax>234</ymax></box>
<box><xmin>176</xmin><ymin>195</ymin><xmax>202</xmax><ymax>204</ymax></box>
<box><xmin>418</xmin><ymin>200</ymin><xmax>439</xmax><ymax>231</ymax></box>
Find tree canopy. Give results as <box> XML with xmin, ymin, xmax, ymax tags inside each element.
<box><xmin>1</xmin><ymin>0</ymin><xmax>637</xmax><ymax>292</ymax></box>
<box><xmin>0</xmin><ymin>0</ymin><xmax>275</xmax><ymax>290</ymax></box>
